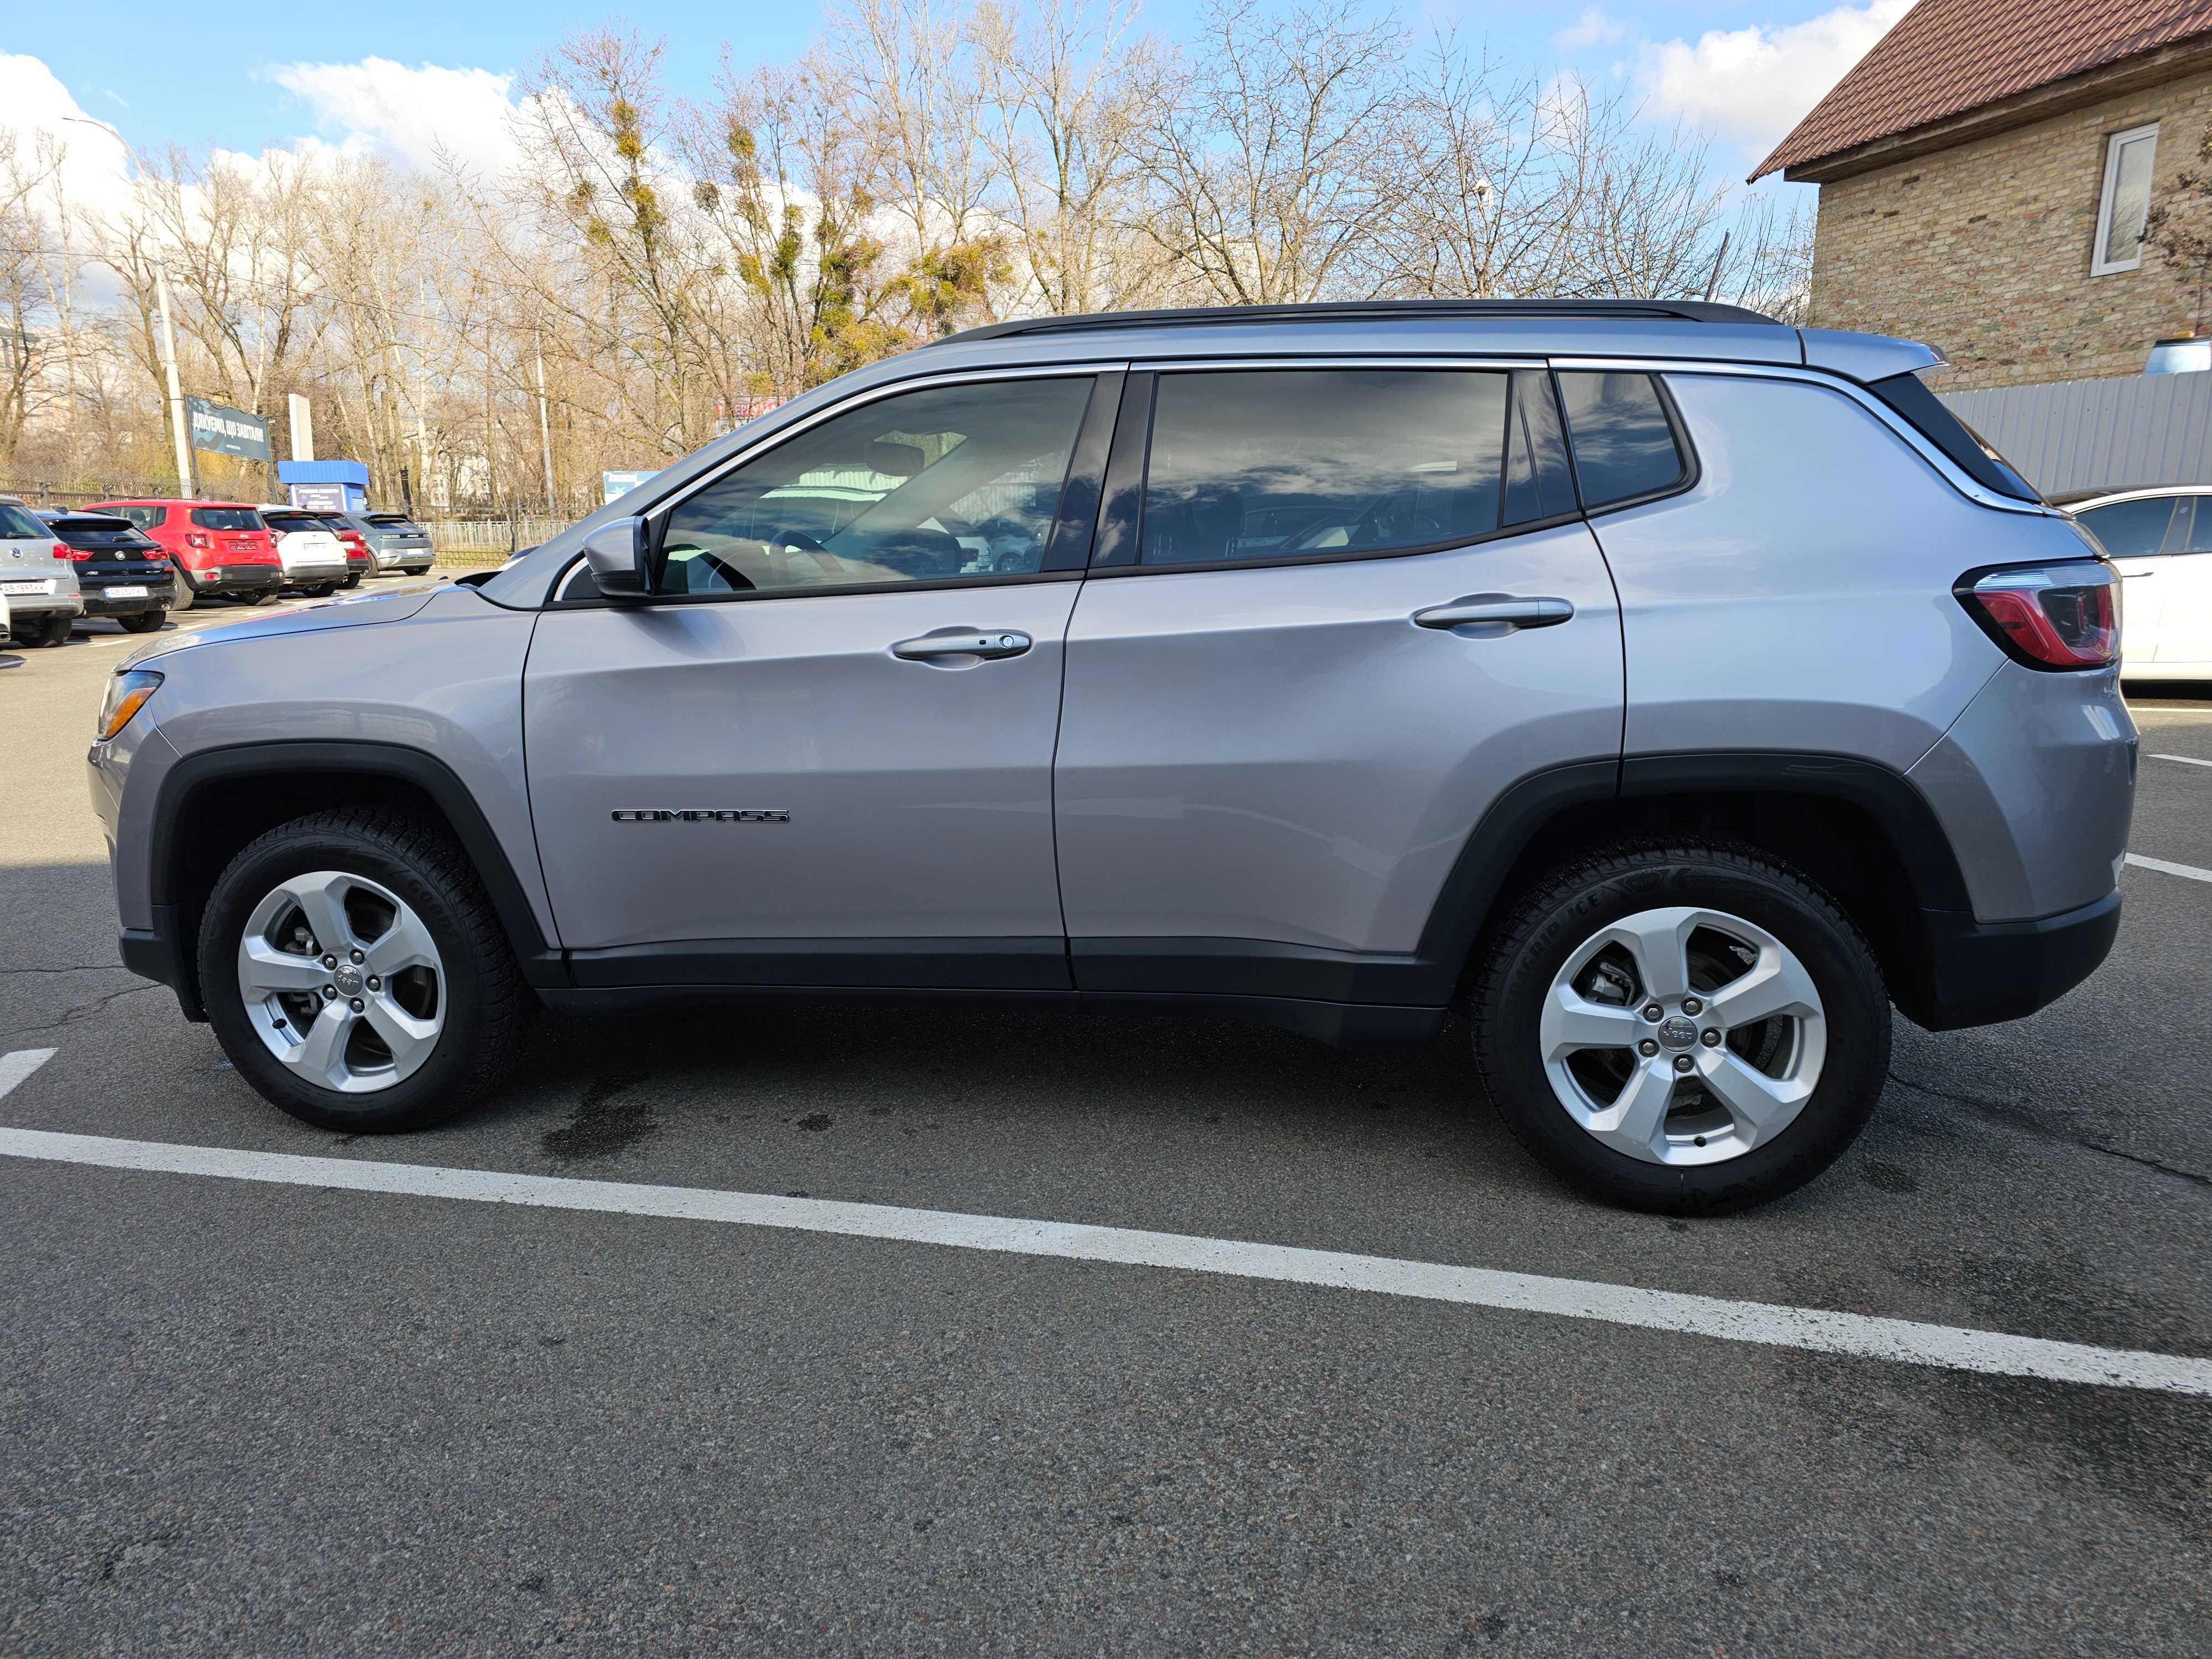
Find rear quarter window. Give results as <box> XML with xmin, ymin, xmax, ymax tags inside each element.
<box><xmin>1554</xmin><ymin>372</ymin><xmax>1691</xmax><ymax>508</ymax></box>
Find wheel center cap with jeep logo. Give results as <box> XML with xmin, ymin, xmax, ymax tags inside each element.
<box><xmin>332</xmin><ymin>966</ymin><xmax>364</xmax><ymax>997</ymax></box>
<box><xmin>1657</xmin><ymin>1014</ymin><xmax>1699</xmax><ymax>1050</ymax></box>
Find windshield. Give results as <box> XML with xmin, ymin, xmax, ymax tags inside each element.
<box><xmin>0</xmin><ymin>503</ymin><xmax>46</xmax><ymax>539</ymax></box>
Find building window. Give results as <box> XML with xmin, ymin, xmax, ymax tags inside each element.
<box><xmin>2093</xmin><ymin>123</ymin><xmax>2159</xmax><ymax>275</ymax></box>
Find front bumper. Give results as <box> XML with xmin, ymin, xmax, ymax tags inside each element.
<box><xmin>1900</xmin><ymin>889</ymin><xmax>2121</xmax><ymax>1031</ymax></box>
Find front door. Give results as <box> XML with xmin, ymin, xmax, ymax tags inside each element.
<box><xmin>525</xmin><ymin>371</ymin><xmax>1112</xmax><ymax>990</ymax></box>
<box><xmin>1053</xmin><ymin>364</ymin><xmax>1625</xmax><ymax>1003</ymax></box>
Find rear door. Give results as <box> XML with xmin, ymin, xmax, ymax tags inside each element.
<box><xmin>524</xmin><ymin>369</ymin><xmax>1117</xmax><ymax>989</ymax></box>
<box><xmin>2152</xmin><ymin>494</ymin><xmax>2212</xmax><ymax>667</ymax></box>
<box><xmin>2073</xmin><ymin>494</ymin><xmax>2178</xmax><ymax>666</ymax></box>
<box><xmin>1053</xmin><ymin>363</ymin><xmax>1624</xmax><ymax>1003</ymax></box>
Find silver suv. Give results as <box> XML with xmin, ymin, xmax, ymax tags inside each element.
<box><xmin>1</xmin><ymin>497</ymin><xmax>84</xmax><ymax>648</ymax></box>
<box><xmin>87</xmin><ymin>301</ymin><xmax>2136</xmax><ymax>1212</ymax></box>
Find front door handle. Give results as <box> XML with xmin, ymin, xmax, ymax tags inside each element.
<box><xmin>1412</xmin><ymin>595</ymin><xmax>1574</xmax><ymax>630</ymax></box>
<box><xmin>891</xmin><ymin>628</ymin><xmax>1033</xmax><ymax>661</ymax></box>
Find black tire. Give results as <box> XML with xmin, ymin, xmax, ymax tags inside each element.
<box><xmin>32</xmin><ymin>613</ymin><xmax>74</xmax><ymax>647</ymax></box>
<box><xmin>306</xmin><ymin>584</ymin><xmax>337</xmax><ymax>598</ymax></box>
<box><xmin>119</xmin><ymin>611</ymin><xmax>166</xmax><ymax>633</ymax></box>
<box><xmin>197</xmin><ymin>808</ymin><xmax>526</xmax><ymax>1132</ymax></box>
<box><xmin>170</xmin><ymin>574</ymin><xmax>197</xmax><ymax>612</ymax></box>
<box><xmin>342</xmin><ymin>573</ymin><xmax>362</xmax><ymax>589</ymax></box>
<box><xmin>243</xmin><ymin>589</ymin><xmax>276</xmax><ymax>606</ymax></box>
<box><xmin>1471</xmin><ymin>842</ymin><xmax>1889</xmax><ymax>1214</ymax></box>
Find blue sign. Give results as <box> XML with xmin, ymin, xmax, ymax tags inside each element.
<box><xmin>603</xmin><ymin>469</ymin><xmax>658</xmax><ymax>504</ymax></box>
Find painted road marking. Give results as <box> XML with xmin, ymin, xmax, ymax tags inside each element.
<box><xmin>0</xmin><ymin>1049</ymin><xmax>53</xmax><ymax>1100</ymax></box>
<box><xmin>2151</xmin><ymin>753</ymin><xmax>2212</xmax><ymax>769</ymax></box>
<box><xmin>0</xmin><ymin>1107</ymin><xmax>2205</xmax><ymax>1397</ymax></box>
<box><xmin>2127</xmin><ymin>852</ymin><xmax>2212</xmax><ymax>884</ymax></box>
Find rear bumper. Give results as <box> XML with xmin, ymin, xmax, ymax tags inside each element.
<box><xmin>190</xmin><ymin>565</ymin><xmax>283</xmax><ymax>593</ymax></box>
<box><xmin>1901</xmin><ymin>889</ymin><xmax>2121</xmax><ymax>1031</ymax></box>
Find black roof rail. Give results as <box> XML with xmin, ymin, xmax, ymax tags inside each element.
<box><xmin>932</xmin><ymin>297</ymin><xmax>1783</xmax><ymax>347</ymax></box>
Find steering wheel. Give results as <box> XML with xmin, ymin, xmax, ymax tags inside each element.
<box><xmin>760</xmin><ymin>526</ymin><xmax>858</xmax><ymax>585</ymax></box>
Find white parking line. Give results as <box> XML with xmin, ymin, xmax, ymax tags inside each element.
<box><xmin>2126</xmin><ymin>852</ymin><xmax>2212</xmax><ymax>884</ymax></box>
<box><xmin>0</xmin><ymin>1048</ymin><xmax>53</xmax><ymax>1100</ymax></box>
<box><xmin>2151</xmin><ymin>753</ymin><xmax>2212</xmax><ymax>769</ymax></box>
<box><xmin>0</xmin><ymin>1099</ymin><xmax>2204</xmax><ymax>1397</ymax></box>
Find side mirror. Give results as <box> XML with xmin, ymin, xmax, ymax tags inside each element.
<box><xmin>582</xmin><ymin>515</ymin><xmax>651</xmax><ymax>599</ymax></box>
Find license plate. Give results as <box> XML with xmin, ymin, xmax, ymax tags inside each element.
<box><xmin>106</xmin><ymin>585</ymin><xmax>149</xmax><ymax>599</ymax></box>
<box><xmin>1</xmin><ymin>579</ymin><xmax>46</xmax><ymax>595</ymax></box>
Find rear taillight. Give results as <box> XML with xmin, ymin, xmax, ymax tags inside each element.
<box><xmin>1958</xmin><ymin>561</ymin><xmax>2120</xmax><ymax>670</ymax></box>
<box><xmin>185</xmin><ymin>531</ymin><xmax>210</xmax><ymax>550</ymax></box>
<box><xmin>52</xmin><ymin>541</ymin><xmax>91</xmax><ymax>562</ymax></box>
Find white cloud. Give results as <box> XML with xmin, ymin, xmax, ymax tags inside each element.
<box><xmin>266</xmin><ymin>58</ymin><xmax>524</xmax><ymax>178</ymax></box>
<box><xmin>0</xmin><ymin>52</ymin><xmax>140</xmax><ymax>222</ymax></box>
<box><xmin>1637</xmin><ymin>0</ymin><xmax>1914</xmax><ymax>154</ymax></box>
<box><xmin>1554</xmin><ymin>9</ymin><xmax>1626</xmax><ymax>51</ymax></box>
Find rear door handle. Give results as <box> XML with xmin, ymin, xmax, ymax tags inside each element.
<box><xmin>1412</xmin><ymin>596</ymin><xmax>1574</xmax><ymax>630</ymax></box>
<box><xmin>891</xmin><ymin>628</ymin><xmax>1033</xmax><ymax>661</ymax></box>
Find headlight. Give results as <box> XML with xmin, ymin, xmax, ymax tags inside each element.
<box><xmin>96</xmin><ymin>669</ymin><xmax>163</xmax><ymax>741</ymax></box>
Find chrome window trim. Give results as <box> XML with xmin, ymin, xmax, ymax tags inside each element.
<box><xmin>1135</xmin><ymin>354</ymin><xmax>1551</xmax><ymax>373</ymax></box>
<box><xmin>1553</xmin><ymin>356</ymin><xmax>2055</xmax><ymax>517</ymax></box>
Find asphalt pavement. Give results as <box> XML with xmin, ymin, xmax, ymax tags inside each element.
<box><xmin>2</xmin><ymin>602</ymin><xmax>2208</xmax><ymax>1656</ymax></box>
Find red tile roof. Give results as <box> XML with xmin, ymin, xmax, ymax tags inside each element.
<box><xmin>1754</xmin><ymin>0</ymin><xmax>2212</xmax><ymax>178</ymax></box>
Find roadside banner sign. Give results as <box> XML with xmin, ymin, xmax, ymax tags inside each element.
<box><xmin>603</xmin><ymin>469</ymin><xmax>658</xmax><ymax>504</ymax></box>
<box><xmin>187</xmin><ymin>397</ymin><xmax>272</xmax><ymax>461</ymax></box>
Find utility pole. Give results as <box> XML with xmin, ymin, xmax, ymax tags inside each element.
<box><xmin>1701</xmin><ymin>232</ymin><xmax>1732</xmax><ymax>304</ymax></box>
<box><xmin>154</xmin><ymin>259</ymin><xmax>194</xmax><ymax>498</ymax></box>
<box><xmin>533</xmin><ymin>329</ymin><xmax>556</xmax><ymax>514</ymax></box>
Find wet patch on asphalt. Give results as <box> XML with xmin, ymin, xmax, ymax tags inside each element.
<box><xmin>540</xmin><ymin>1066</ymin><xmax>658</xmax><ymax>1162</ymax></box>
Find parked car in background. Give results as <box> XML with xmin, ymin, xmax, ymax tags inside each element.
<box><xmin>2069</xmin><ymin>486</ymin><xmax>2212</xmax><ymax>679</ymax></box>
<box><xmin>256</xmin><ymin>507</ymin><xmax>351</xmax><ymax>597</ymax></box>
<box><xmin>331</xmin><ymin>510</ymin><xmax>434</xmax><ymax>575</ymax></box>
<box><xmin>312</xmin><ymin>514</ymin><xmax>372</xmax><ymax>587</ymax></box>
<box><xmin>86</xmin><ymin>500</ymin><xmax>282</xmax><ymax>611</ymax></box>
<box><xmin>1</xmin><ymin>586</ymin><xmax>12</xmax><ymax>649</ymax></box>
<box><xmin>0</xmin><ymin>497</ymin><xmax>85</xmax><ymax>646</ymax></box>
<box><xmin>39</xmin><ymin>510</ymin><xmax>175</xmax><ymax>633</ymax></box>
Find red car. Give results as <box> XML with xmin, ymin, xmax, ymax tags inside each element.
<box><xmin>84</xmin><ymin>499</ymin><xmax>283</xmax><ymax>611</ymax></box>
<box><xmin>311</xmin><ymin>513</ymin><xmax>373</xmax><ymax>587</ymax></box>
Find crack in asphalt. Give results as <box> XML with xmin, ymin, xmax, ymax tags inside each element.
<box><xmin>0</xmin><ymin>963</ymin><xmax>128</xmax><ymax>977</ymax></box>
<box><xmin>0</xmin><ymin>982</ymin><xmax>164</xmax><ymax>1044</ymax></box>
<box><xmin>1887</xmin><ymin>1070</ymin><xmax>2212</xmax><ymax>1191</ymax></box>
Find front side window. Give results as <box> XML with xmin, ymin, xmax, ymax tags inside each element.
<box><xmin>1139</xmin><ymin>369</ymin><xmax>1511</xmax><ymax>566</ymax></box>
<box><xmin>1556</xmin><ymin>372</ymin><xmax>1689</xmax><ymax>507</ymax></box>
<box><xmin>2094</xmin><ymin>123</ymin><xmax>2158</xmax><ymax>275</ymax></box>
<box><xmin>2074</xmin><ymin>496</ymin><xmax>2176</xmax><ymax>557</ymax></box>
<box><xmin>656</xmin><ymin>376</ymin><xmax>1094</xmax><ymax>596</ymax></box>
<box><xmin>189</xmin><ymin>507</ymin><xmax>264</xmax><ymax>531</ymax></box>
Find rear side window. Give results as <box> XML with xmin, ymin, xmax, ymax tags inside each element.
<box><xmin>2074</xmin><ymin>496</ymin><xmax>2177</xmax><ymax>557</ymax></box>
<box><xmin>1139</xmin><ymin>369</ymin><xmax>1509</xmax><ymax>566</ymax></box>
<box><xmin>105</xmin><ymin>505</ymin><xmax>166</xmax><ymax>530</ymax></box>
<box><xmin>1555</xmin><ymin>372</ymin><xmax>1689</xmax><ymax>508</ymax></box>
<box><xmin>1504</xmin><ymin>370</ymin><xmax>1576</xmax><ymax>525</ymax></box>
<box><xmin>1865</xmin><ymin>372</ymin><xmax>2040</xmax><ymax>502</ymax></box>
<box><xmin>190</xmin><ymin>507</ymin><xmax>264</xmax><ymax>531</ymax></box>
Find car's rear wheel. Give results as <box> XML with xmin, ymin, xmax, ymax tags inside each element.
<box><xmin>32</xmin><ymin>613</ymin><xmax>72</xmax><ymax>647</ymax></box>
<box><xmin>305</xmin><ymin>583</ymin><xmax>337</xmax><ymax>598</ymax></box>
<box><xmin>1471</xmin><ymin>843</ymin><xmax>1888</xmax><ymax>1213</ymax></box>
<box><xmin>170</xmin><ymin>574</ymin><xmax>197</xmax><ymax>611</ymax></box>
<box><xmin>197</xmin><ymin>808</ymin><xmax>525</xmax><ymax>1131</ymax></box>
<box><xmin>118</xmin><ymin>611</ymin><xmax>165</xmax><ymax>633</ymax></box>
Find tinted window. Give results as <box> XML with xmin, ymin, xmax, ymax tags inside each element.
<box><xmin>365</xmin><ymin>514</ymin><xmax>421</xmax><ymax>530</ymax></box>
<box><xmin>317</xmin><ymin>517</ymin><xmax>357</xmax><ymax>535</ymax></box>
<box><xmin>103</xmin><ymin>505</ymin><xmax>166</xmax><ymax>530</ymax></box>
<box><xmin>2074</xmin><ymin>497</ymin><xmax>2177</xmax><ymax>557</ymax></box>
<box><xmin>1504</xmin><ymin>371</ymin><xmax>1575</xmax><ymax>525</ymax></box>
<box><xmin>1865</xmin><ymin>373</ymin><xmax>2039</xmax><ymax>503</ymax></box>
<box><xmin>261</xmin><ymin>512</ymin><xmax>319</xmax><ymax>532</ymax></box>
<box><xmin>1556</xmin><ymin>372</ymin><xmax>1687</xmax><ymax>507</ymax></box>
<box><xmin>0</xmin><ymin>503</ymin><xmax>45</xmax><ymax>539</ymax></box>
<box><xmin>48</xmin><ymin>515</ymin><xmax>154</xmax><ymax>549</ymax></box>
<box><xmin>2176</xmin><ymin>497</ymin><xmax>2212</xmax><ymax>552</ymax></box>
<box><xmin>1140</xmin><ymin>369</ymin><xmax>1507</xmax><ymax>566</ymax></box>
<box><xmin>190</xmin><ymin>507</ymin><xmax>264</xmax><ymax>531</ymax></box>
<box><xmin>658</xmin><ymin>376</ymin><xmax>1092</xmax><ymax>596</ymax></box>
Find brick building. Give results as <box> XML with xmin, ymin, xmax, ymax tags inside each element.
<box><xmin>1755</xmin><ymin>0</ymin><xmax>2212</xmax><ymax>392</ymax></box>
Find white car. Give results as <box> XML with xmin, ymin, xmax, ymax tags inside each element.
<box><xmin>256</xmin><ymin>505</ymin><xmax>351</xmax><ymax>597</ymax></box>
<box><xmin>2069</xmin><ymin>486</ymin><xmax>2212</xmax><ymax>680</ymax></box>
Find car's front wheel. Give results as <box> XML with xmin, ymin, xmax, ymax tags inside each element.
<box><xmin>1472</xmin><ymin>843</ymin><xmax>1888</xmax><ymax>1214</ymax></box>
<box><xmin>197</xmin><ymin>809</ymin><xmax>525</xmax><ymax>1131</ymax></box>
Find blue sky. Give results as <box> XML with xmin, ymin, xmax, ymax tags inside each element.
<box><xmin>5</xmin><ymin>0</ymin><xmax>1911</xmax><ymax>197</ymax></box>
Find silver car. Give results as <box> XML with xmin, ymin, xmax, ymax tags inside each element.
<box><xmin>0</xmin><ymin>497</ymin><xmax>84</xmax><ymax>648</ymax></box>
<box><xmin>87</xmin><ymin>300</ymin><xmax>2136</xmax><ymax>1212</ymax></box>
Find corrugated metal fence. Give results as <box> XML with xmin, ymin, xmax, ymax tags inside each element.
<box><xmin>1939</xmin><ymin>373</ymin><xmax>2212</xmax><ymax>500</ymax></box>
